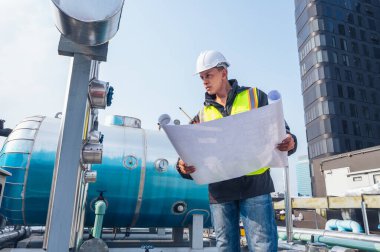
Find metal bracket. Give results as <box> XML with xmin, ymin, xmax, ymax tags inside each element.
<box><xmin>58</xmin><ymin>35</ymin><xmax>109</xmax><ymax>62</ymax></box>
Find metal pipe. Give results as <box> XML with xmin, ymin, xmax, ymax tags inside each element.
<box><xmin>361</xmin><ymin>200</ymin><xmax>370</xmax><ymax>235</ymax></box>
<box><xmin>325</xmin><ymin>219</ymin><xmax>364</xmax><ymax>233</ymax></box>
<box><xmin>278</xmin><ymin>231</ymin><xmax>312</xmax><ymax>242</ymax></box>
<box><xmin>0</xmin><ymin>227</ymin><xmax>26</xmax><ymax>244</ymax></box>
<box><xmin>283</xmin><ymin>165</ymin><xmax>293</xmax><ymax>243</ymax></box>
<box><xmin>277</xmin><ymin>226</ymin><xmax>380</xmax><ymax>243</ymax></box>
<box><xmin>314</xmin><ymin>234</ymin><xmax>380</xmax><ymax>252</ymax></box>
<box><xmin>90</xmin><ymin>61</ymin><xmax>100</xmax><ymax>80</ymax></box>
<box><xmin>92</xmin><ymin>200</ymin><xmax>107</xmax><ymax>238</ymax></box>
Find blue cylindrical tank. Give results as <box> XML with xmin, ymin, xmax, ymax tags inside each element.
<box><xmin>0</xmin><ymin>116</ymin><xmax>211</xmax><ymax>228</ymax></box>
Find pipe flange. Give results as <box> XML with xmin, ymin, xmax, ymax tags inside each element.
<box><xmin>171</xmin><ymin>201</ymin><xmax>187</xmax><ymax>215</ymax></box>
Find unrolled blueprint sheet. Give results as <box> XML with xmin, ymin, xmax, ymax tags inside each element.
<box><xmin>162</xmin><ymin>99</ymin><xmax>288</xmax><ymax>184</ymax></box>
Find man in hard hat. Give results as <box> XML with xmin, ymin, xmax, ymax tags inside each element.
<box><xmin>176</xmin><ymin>50</ymin><xmax>297</xmax><ymax>252</ymax></box>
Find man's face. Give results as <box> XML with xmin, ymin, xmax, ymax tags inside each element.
<box><xmin>199</xmin><ymin>67</ymin><xmax>225</xmax><ymax>95</ymax></box>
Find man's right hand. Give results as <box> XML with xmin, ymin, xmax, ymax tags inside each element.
<box><xmin>177</xmin><ymin>159</ymin><xmax>196</xmax><ymax>174</ymax></box>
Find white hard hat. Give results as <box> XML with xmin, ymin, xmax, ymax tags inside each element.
<box><xmin>195</xmin><ymin>50</ymin><xmax>230</xmax><ymax>74</ymax></box>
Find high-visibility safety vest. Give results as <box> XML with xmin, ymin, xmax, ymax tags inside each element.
<box><xmin>199</xmin><ymin>87</ymin><xmax>269</xmax><ymax>176</ymax></box>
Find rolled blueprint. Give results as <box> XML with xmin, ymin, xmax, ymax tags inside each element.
<box><xmin>158</xmin><ymin>114</ymin><xmax>172</xmax><ymax>126</ymax></box>
<box><xmin>268</xmin><ymin>90</ymin><xmax>281</xmax><ymax>102</ymax></box>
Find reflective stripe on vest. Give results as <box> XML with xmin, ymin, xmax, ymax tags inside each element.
<box><xmin>199</xmin><ymin>88</ymin><xmax>269</xmax><ymax>176</ymax></box>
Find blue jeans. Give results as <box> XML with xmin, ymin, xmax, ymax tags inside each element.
<box><xmin>210</xmin><ymin>194</ymin><xmax>278</xmax><ymax>252</ymax></box>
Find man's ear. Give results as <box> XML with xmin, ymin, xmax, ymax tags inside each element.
<box><xmin>222</xmin><ymin>68</ymin><xmax>228</xmax><ymax>79</ymax></box>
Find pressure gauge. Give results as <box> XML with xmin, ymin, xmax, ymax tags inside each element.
<box><xmin>154</xmin><ymin>159</ymin><xmax>169</xmax><ymax>172</ymax></box>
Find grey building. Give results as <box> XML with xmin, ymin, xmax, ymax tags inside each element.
<box><xmin>295</xmin><ymin>0</ymin><xmax>380</xmax><ymax>195</ymax></box>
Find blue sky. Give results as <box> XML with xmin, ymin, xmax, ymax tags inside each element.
<box><xmin>0</xmin><ymin>1</ymin><xmax>307</xmax><ymax>195</ymax></box>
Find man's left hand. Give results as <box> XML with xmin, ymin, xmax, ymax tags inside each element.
<box><xmin>277</xmin><ymin>134</ymin><xmax>295</xmax><ymax>152</ymax></box>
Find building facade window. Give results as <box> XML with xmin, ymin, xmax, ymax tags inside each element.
<box><xmin>342</xmin><ymin>120</ymin><xmax>348</xmax><ymax>134</ymax></box>
<box><xmin>371</xmin><ymin>92</ymin><xmax>378</xmax><ymax>104</ymax></box>
<box><xmin>302</xmin><ymin>67</ymin><xmax>320</xmax><ymax>92</ymax></box>
<box><xmin>355</xmin><ymin>140</ymin><xmax>363</xmax><ymax>149</ymax></box>
<box><xmin>348</xmin><ymin>26</ymin><xmax>356</xmax><ymax>39</ymax></box>
<box><xmin>340</xmin><ymin>38</ymin><xmax>348</xmax><ymax>51</ymax></box>
<box><xmin>357</xmin><ymin>15</ymin><xmax>363</xmax><ymax>26</ymax></box>
<box><xmin>368</xmin><ymin>18</ymin><xmax>376</xmax><ymax>30</ymax></box>
<box><xmin>370</xmin><ymin>33</ymin><xmax>379</xmax><ymax>44</ymax></box>
<box><xmin>347</xmin><ymin>13</ymin><xmax>354</xmax><ymax>24</ymax></box>
<box><xmin>356</xmin><ymin>2</ymin><xmax>361</xmax><ymax>13</ymax></box>
<box><xmin>335</xmin><ymin>67</ymin><xmax>341</xmax><ymax>80</ymax></box>
<box><xmin>362</xmin><ymin>106</ymin><xmax>370</xmax><ymax>119</ymax></box>
<box><xmin>368</xmin><ymin>75</ymin><xmax>374</xmax><ymax>86</ymax></box>
<box><xmin>352</xmin><ymin>42</ymin><xmax>359</xmax><ymax>53</ymax></box>
<box><xmin>338</xmin><ymin>84</ymin><xmax>344</xmax><ymax>97</ymax></box>
<box><xmin>342</xmin><ymin>55</ymin><xmax>350</xmax><ymax>66</ymax></box>
<box><xmin>366</xmin><ymin>60</ymin><xmax>372</xmax><ymax>71</ymax></box>
<box><xmin>338</xmin><ymin>24</ymin><xmax>346</xmax><ymax>35</ymax></box>
<box><xmin>332</xmin><ymin>52</ymin><xmax>338</xmax><ymax>63</ymax></box>
<box><xmin>365</xmin><ymin>3</ymin><xmax>374</xmax><ymax>14</ymax></box>
<box><xmin>345</xmin><ymin>139</ymin><xmax>351</xmax><ymax>151</ymax></box>
<box><xmin>376</xmin><ymin>62</ymin><xmax>380</xmax><ymax>73</ymax></box>
<box><xmin>360</xmin><ymin>30</ymin><xmax>367</xmax><ymax>41</ymax></box>
<box><xmin>353</xmin><ymin>57</ymin><xmax>361</xmax><ymax>68</ymax></box>
<box><xmin>304</xmin><ymin>100</ymin><xmax>330</xmax><ymax>124</ymax></box>
<box><xmin>356</xmin><ymin>73</ymin><xmax>364</xmax><ymax>84</ymax></box>
<box><xmin>353</xmin><ymin>121</ymin><xmax>361</xmax><ymax>135</ymax></box>
<box><xmin>374</xmin><ymin>47</ymin><xmax>380</xmax><ymax>59</ymax></box>
<box><xmin>362</xmin><ymin>44</ymin><xmax>369</xmax><ymax>56</ymax></box>
<box><xmin>340</xmin><ymin>102</ymin><xmax>346</xmax><ymax>115</ymax></box>
<box><xmin>365</xmin><ymin>124</ymin><xmax>374</xmax><ymax>137</ymax></box>
<box><xmin>347</xmin><ymin>86</ymin><xmax>355</xmax><ymax>99</ymax></box>
<box><xmin>359</xmin><ymin>89</ymin><xmax>368</xmax><ymax>101</ymax></box>
<box><xmin>375</xmin><ymin>110</ymin><xmax>380</xmax><ymax>120</ymax></box>
<box><xmin>350</xmin><ymin>104</ymin><xmax>358</xmax><ymax>117</ymax></box>
<box><xmin>344</xmin><ymin>70</ymin><xmax>353</xmax><ymax>81</ymax></box>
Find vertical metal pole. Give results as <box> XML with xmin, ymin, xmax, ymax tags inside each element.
<box><xmin>191</xmin><ymin>214</ymin><xmax>204</xmax><ymax>249</ymax></box>
<box><xmin>74</xmin><ymin>60</ymin><xmax>99</xmax><ymax>249</ymax></box>
<box><xmin>173</xmin><ymin>227</ymin><xmax>184</xmax><ymax>243</ymax></box>
<box><xmin>361</xmin><ymin>201</ymin><xmax>370</xmax><ymax>235</ymax></box>
<box><xmin>284</xmin><ymin>165</ymin><xmax>293</xmax><ymax>243</ymax></box>
<box><xmin>44</xmin><ymin>54</ymin><xmax>92</xmax><ymax>252</ymax></box>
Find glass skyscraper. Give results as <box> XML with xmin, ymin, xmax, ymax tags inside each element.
<box><xmin>295</xmin><ymin>155</ymin><xmax>312</xmax><ymax>197</ymax></box>
<box><xmin>294</xmin><ymin>0</ymin><xmax>380</xmax><ymax>161</ymax></box>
